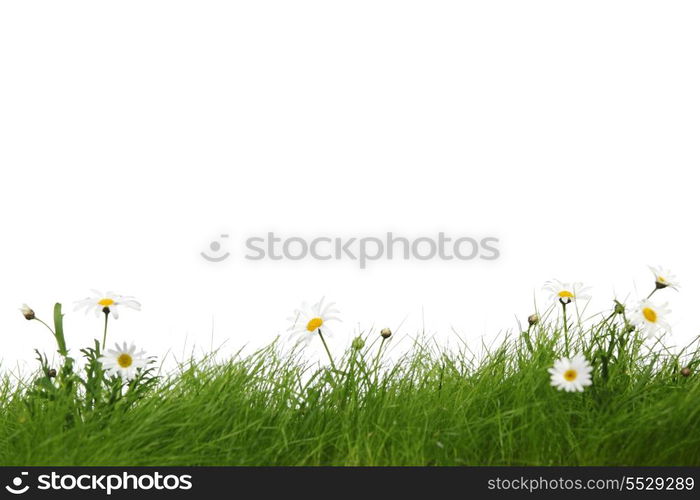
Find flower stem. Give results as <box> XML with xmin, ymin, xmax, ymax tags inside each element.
<box><xmin>374</xmin><ymin>337</ymin><xmax>387</xmax><ymax>377</ymax></box>
<box><xmin>522</xmin><ymin>325</ymin><xmax>534</xmax><ymax>353</ymax></box>
<box><xmin>34</xmin><ymin>316</ymin><xmax>67</xmax><ymax>358</ymax></box>
<box><xmin>317</xmin><ymin>329</ymin><xmax>336</xmax><ymax>371</ymax></box>
<box><xmin>561</xmin><ymin>300</ymin><xmax>570</xmax><ymax>355</ymax></box>
<box><xmin>647</xmin><ymin>288</ymin><xmax>657</xmax><ymax>299</ymax></box>
<box><xmin>35</xmin><ymin>317</ymin><xmax>56</xmax><ymax>336</ymax></box>
<box><xmin>102</xmin><ymin>308</ymin><xmax>110</xmax><ymax>350</ymax></box>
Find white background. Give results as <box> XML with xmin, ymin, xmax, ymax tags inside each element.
<box><xmin>1</xmin><ymin>1</ymin><xmax>699</xmax><ymax>371</ymax></box>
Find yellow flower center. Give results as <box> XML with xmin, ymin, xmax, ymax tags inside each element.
<box><xmin>306</xmin><ymin>317</ymin><xmax>323</xmax><ymax>332</ymax></box>
<box><xmin>657</xmin><ymin>276</ymin><xmax>666</xmax><ymax>283</ymax></box>
<box><xmin>98</xmin><ymin>298</ymin><xmax>115</xmax><ymax>307</ymax></box>
<box><xmin>558</xmin><ymin>290</ymin><xmax>574</xmax><ymax>298</ymax></box>
<box><xmin>117</xmin><ymin>353</ymin><xmax>133</xmax><ymax>368</ymax></box>
<box><xmin>563</xmin><ymin>369</ymin><xmax>577</xmax><ymax>382</ymax></box>
<box><xmin>642</xmin><ymin>307</ymin><xmax>657</xmax><ymax>323</ymax></box>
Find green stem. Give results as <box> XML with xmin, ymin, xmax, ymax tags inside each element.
<box><xmin>317</xmin><ymin>329</ymin><xmax>336</xmax><ymax>371</ymax></box>
<box><xmin>522</xmin><ymin>325</ymin><xmax>534</xmax><ymax>353</ymax></box>
<box><xmin>374</xmin><ymin>337</ymin><xmax>387</xmax><ymax>377</ymax></box>
<box><xmin>35</xmin><ymin>317</ymin><xmax>65</xmax><ymax>357</ymax></box>
<box><xmin>35</xmin><ymin>318</ymin><xmax>55</xmax><ymax>336</ymax></box>
<box><xmin>52</xmin><ymin>303</ymin><xmax>69</xmax><ymax>358</ymax></box>
<box><xmin>562</xmin><ymin>300</ymin><xmax>570</xmax><ymax>355</ymax></box>
<box><xmin>647</xmin><ymin>288</ymin><xmax>657</xmax><ymax>299</ymax></box>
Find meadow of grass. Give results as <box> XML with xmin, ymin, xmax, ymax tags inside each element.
<box><xmin>1</xmin><ymin>308</ymin><xmax>699</xmax><ymax>466</ymax></box>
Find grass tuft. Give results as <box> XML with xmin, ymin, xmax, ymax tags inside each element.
<box><xmin>1</xmin><ymin>312</ymin><xmax>699</xmax><ymax>466</ymax></box>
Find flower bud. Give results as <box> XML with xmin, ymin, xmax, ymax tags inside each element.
<box><xmin>681</xmin><ymin>367</ymin><xmax>691</xmax><ymax>377</ymax></box>
<box><xmin>351</xmin><ymin>337</ymin><xmax>366</xmax><ymax>350</ymax></box>
<box><xmin>614</xmin><ymin>302</ymin><xmax>625</xmax><ymax>315</ymax></box>
<box><xmin>47</xmin><ymin>368</ymin><xmax>57</xmax><ymax>378</ymax></box>
<box><xmin>20</xmin><ymin>304</ymin><xmax>35</xmax><ymax>320</ymax></box>
<box><xmin>380</xmin><ymin>328</ymin><xmax>392</xmax><ymax>339</ymax></box>
<box><xmin>527</xmin><ymin>314</ymin><xmax>539</xmax><ymax>326</ymax></box>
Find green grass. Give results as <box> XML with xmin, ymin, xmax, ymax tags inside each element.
<box><xmin>1</xmin><ymin>310</ymin><xmax>700</xmax><ymax>466</ymax></box>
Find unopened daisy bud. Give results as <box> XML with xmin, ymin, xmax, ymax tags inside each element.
<box><xmin>681</xmin><ymin>367</ymin><xmax>691</xmax><ymax>377</ymax></box>
<box><xmin>528</xmin><ymin>314</ymin><xmax>539</xmax><ymax>326</ymax></box>
<box><xmin>351</xmin><ymin>336</ymin><xmax>366</xmax><ymax>350</ymax></box>
<box><xmin>614</xmin><ymin>302</ymin><xmax>625</xmax><ymax>315</ymax></box>
<box><xmin>47</xmin><ymin>369</ymin><xmax>57</xmax><ymax>378</ymax></box>
<box><xmin>380</xmin><ymin>328</ymin><xmax>392</xmax><ymax>339</ymax></box>
<box><xmin>20</xmin><ymin>304</ymin><xmax>35</xmax><ymax>320</ymax></box>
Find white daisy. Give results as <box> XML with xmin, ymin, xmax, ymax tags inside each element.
<box><xmin>99</xmin><ymin>342</ymin><xmax>148</xmax><ymax>380</ymax></box>
<box><xmin>287</xmin><ymin>297</ymin><xmax>340</xmax><ymax>345</ymax></box>
<box><xmin>74</xmin><ymin>290</ymin><xmax>141</xmax><ymax>319</ymax></box>
<box><xmin>629</xmin><ymin>299</ymin><xmax>671</xmax><ymax>339</ymax></box>
<box><xmin>649</xmin><ymin>266</ymin><xmax>680</xmax><ymax>291</ymax></box>
<box><xmin>544</xmin><ymin>280</ymin><xmax>591</xmax><ymax>305</ymax></box>
<box><xmin>548</xmin><ymin>354</ymin><xmax>593</xmax><ymax>392</ymax></box>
